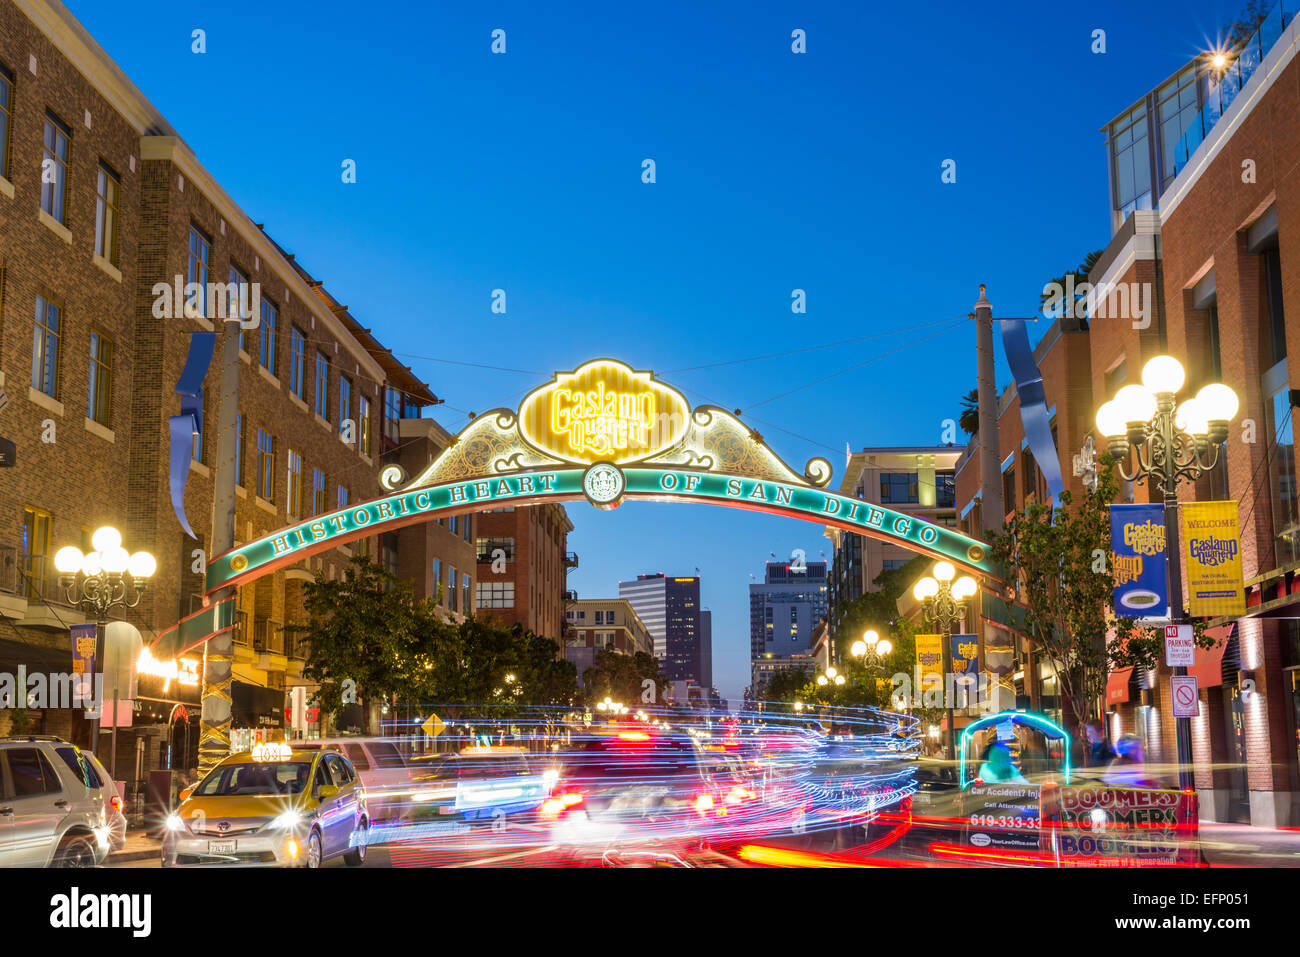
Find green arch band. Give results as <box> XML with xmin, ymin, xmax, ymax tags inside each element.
<box><xmin>204</xmin><ymin>466</ymin><xmax>997</xmax><ymax>596</ymax></box>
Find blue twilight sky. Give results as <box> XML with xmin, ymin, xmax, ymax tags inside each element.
<box><xmin>68</xmin><ymin>0</ymin><xmax>1246</xmax><ymax>701</ymax></box>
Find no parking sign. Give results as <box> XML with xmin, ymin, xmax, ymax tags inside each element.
<box><xmin>1171</xmin><ymin>675</ymin><xmax>1200</xmax><ymax>717</ymax></box>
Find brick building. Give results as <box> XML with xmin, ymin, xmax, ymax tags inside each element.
<box><xmin>563</xmin><ymin>596</ymin><xmax>654</xmax><ymax>681</ymax></box>
<box><xmin>474</xmin><ymin>504</ymin><xmax>574</xmax><ymax>643</ymax></box>
<box><xmin>0</xmin><ymin>0</ymin><xmax>434</xmax><ymax>782</ymax></box>
<box><xmin>1090</xmin><ymin>5</ymin><xmax>1300</xmax><ymax>826</ymax></box>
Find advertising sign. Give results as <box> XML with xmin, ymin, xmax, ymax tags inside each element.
<box><xmin>1045</xmin><ymin>785</ymin><xmax>1199</xmax><ymax>867</ymax></box>
<box><xmin>961</xmin><ymin>784</ymin><xmax>1042</xmax><ymax>852</ymax></box>
<box><xmin>1164</xmin><ymin>624</ymin><xmax>1194</xmax><ymax>667</ymax></box>
<box><xmin>1108</xmin><ymin>504</ymin><xmax>1168</xmax><ymax>618</ymax></box>
<box><xmin>1181</xmin><ymin>501</ymin><xmax>1246</xmax><ymax>617</ymax></box>
<box><xmin>915</xmin><ymin>634</ymin><xmax>943</xmax><ymax>692</ymax></box>
<box><xmin>1171</xmin><ymin>675</ymin><xmax>1200</xmax><ymax>717</ymax></box>
<box><xmin>950</xmin><ymin>634</ymin><xmax>978</xmax><ymax>673</ymax></box>
<box><xmin>69</xmin><ymin>623</ymin><xmax>97</xmax><ymax>712</ymax></box>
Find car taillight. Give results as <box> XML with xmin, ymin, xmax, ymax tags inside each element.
<box><xmin>540</xmin><ymin>792</ymin><xmax>584</xmax><ymax>819</ymax></box>
<box><xmin>110</xmin><ymin>795</ymin><xmax>122</xmax><ymax>813</ymax></box>
<box><xmin>694</xmin><ymin>793</ymin><xmax>714</xmax><ymax>814</ymax></box>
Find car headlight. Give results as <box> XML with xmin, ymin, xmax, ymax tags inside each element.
<box><xmin>165</xmin><ymin>813</ymin><xmax>185</xmax><ymax>832</ymax></box>
<box><xmin>271</xmin><ymin>810</ymin><xmax>303</xmax><ymax>830</ymax></box>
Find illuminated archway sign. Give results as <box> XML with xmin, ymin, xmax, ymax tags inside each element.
<box><xmin>197</xmin><ymin>360</ymin><xmax>995</xmax><ymax>639</ymax></box>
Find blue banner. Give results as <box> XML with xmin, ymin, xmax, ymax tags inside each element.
<box><xmin>169</xmin><ymin>332</ymin><xmax>216</xmax><ymax>538</ymax></box>
<box><xmin>951</xmin><ymin>633</ymin><xmax>979</xmax><ymax>673</ymax></box>
<box><xmin>1109</xmin><ymin>503</ymin><xmax>1168</xmax><ymax>618</ymax></box>
<box><xmin>70</xmin><ymin>623</ymin><xmax>97</xmax><ymax>709</ymax></box>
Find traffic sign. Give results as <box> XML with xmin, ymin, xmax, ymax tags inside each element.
<box><xmin>1171</xmin><ymin>675</ymin><xmax>1200</xmax><ymax>717</ymax></box>
<box><xmin>1164</xmin><ymin>624</ymin><xmax>1195</xmax><ymax>667</ymax></box>
<box><xmin>421</xmin><ymin>713</ymin><xmax>445</xmax><ymax>738</ymax></box>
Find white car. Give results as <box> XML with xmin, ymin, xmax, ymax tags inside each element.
<box><xmin>0</xmin><ymin>736</ymin><xmax>114</xmax><ymax>867</ymax></box>
<box><xmin>290</xmin><ymin>738</ymin><xmax>415</xmax><ymax>822</ymax></box>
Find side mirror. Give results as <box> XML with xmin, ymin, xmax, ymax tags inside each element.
<box><xmin>318</xmin><ymin>784</ymin><xmax>339</xmax><ymax>801</ymax></box>
<box><xmin>179</xmin><ymin>786</ymin><xmax>195</xmax><ymax>803</ymax></box>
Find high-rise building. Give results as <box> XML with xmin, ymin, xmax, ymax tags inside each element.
<box><xmin>699</xmin><ymin>609</ymin><xmax>713</xmax><ymax>689</ymax></box>
<box><xmin>619</xmin><ymin>572</ymin><xmax>704</xmax><ymax>682</ymax></box>
<box><xmin>749</xmin><ymin>561</ymin><xmax>828</xmax><ymax>660</ymax></box>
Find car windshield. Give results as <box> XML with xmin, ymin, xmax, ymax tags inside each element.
<box><xmin>195</xmin><ymin>761</ymin><xmax>313</xmax><ymax>796</ymax></box>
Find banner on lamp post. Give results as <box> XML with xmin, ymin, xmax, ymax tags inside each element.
<box><xmin>915</xmin><ymin>634</ymin><xmax>943</xmax><ymax>693</ymax></box>
<box><xmin>1182</xmin><ymin>501</ymin><xmax>1246</xmax><ymax>617</ymax></box>
<box><xmin>70</xmin><ymin>623</ymin><xmax>98</xmax><ymax>715</ymax></box>
<box><xmin>1108</xmin><ymin>503</ymin><xmax>1168</xmax><ymax>618</ymax></box>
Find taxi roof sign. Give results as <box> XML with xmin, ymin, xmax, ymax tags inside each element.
<box><xmin>250</xmin><ymin>741</ymin><xmax>292</xmax><ymax>762</ymax></box>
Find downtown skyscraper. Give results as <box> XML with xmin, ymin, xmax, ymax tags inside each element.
<box><xmin>619</xmin><ymin>573</ymin><xmax>706</xmax><ymax>683</ymax></box>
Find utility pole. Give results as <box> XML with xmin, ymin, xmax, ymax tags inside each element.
<box><xmin>197</xmin><ymin>312</ymin><xmax>244</xmax><ymax>775</ymax></box>
<box><xmin>975</xmin><ymin>285</ymin><xmax>1003</xmax><ymax>531</ymax></box>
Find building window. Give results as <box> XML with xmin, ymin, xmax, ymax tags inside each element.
<box><xmin>260</xmin><ymin>298</ymin><xmax>278</xmax><ymax>375</ymax></box>
<box><xmin>384</xmin><ymin>387</ymin><xmax>402</xmax><ymax>443</ymax></box>
<box><xmin>229</xmin><ymin>263</ymin><xmax>250</xmax><ymax>350</ymax></box>
<box><xmin>462</xmin><ymin>574</ymin><xmax>471</xmax><ymax>613</ymax></box>
<box><xmin>448</xmin><ymin>566</ymin><xmax>458</xmax><ymax>612</ymax></box>
<box><xmin>935</xmin><ymin>470</ymin><xmax>955</xmax><ymax>508</ymax></box>
<box><xmin>31</xmin><ymin>294</ymin><xmax>60</xmax><ymax>398</ymax></box>
<box><xmin>1266</xmin><ymin>365</ymin><xmax>1299</xmax><ymax>564</ymax></box>
<box><xmin>476</xmin><ymin>582</ymin><xmax>515</xmax><ymax>609</ymax></box>
<box><xmin>21</xmin><ymin>506</ymin><xmax>52</xmax><ymax>600</ymax></box>
<box><xmin>257</xmin><ymin>429</ymin><xmax>276</xmax><ymax>501</ymax></box>
<box><xmin>235</xmin><ymin>412</ymin><xmax>245</xmax><ymax>487</ymax></box>
<box><xmin>431</xmin><ymin>558</ymin><xmax>441</xmax><ymax>603</ymax></box>
<box><xmin>449</xmin><ymin>515</ymin><xmax>457</xmax><ymax>535</ymax></box>
<box><xmin>87</xmin><ymin>331</ymin><xmax>113</xmax><ymax>427</ymax></box>
<box><xmin>94</xmin><ymin>163</ymin><xmax>120</xmax><ymax>265</ymax></box>
<box><xmin>315</xmin><ymin>352</ymin><xmax>330</xmax><ymax>419</ymax></box>
<box><xmin>358</xmin><ymin>394</ymin><xmax>371</xmax><ymax>455</ymax></box>
<box><xmin>187</xmin><ymin>225</ymin><xmax>210</xmax><ymax>317</ymax></box>
<box><xmin>289</xmin><ymin>326</ymin><xmax>306</xmax><ymax>398</ymax></box>
<box><xmin>287</xmin><ymin>450</ymin><xmax>303</xmax><ymax>519</ymax></box>
<box><xmin>880</xmin><ymin>472</ymin><xmax>919</xmax><ymax>504</ymax></box>
<box><xmin>462</xmin><ymin>514</ymin><xmax>472</xmax><ymax>542</ymax></box>
<box><xmin>1109</xmin><ymin>102</ymin><xmax>1151</xmax><ymax>221</ymax></box>
<box><xmin>1264</xmin><ymin>246</ymin><xmax>1288</xmax><ymax>367</ymax></box>
<box><xmin>1155</xmin><ymin>67</ymin><xmax>1200</xmax><ymax>191</ymax></box>
<box><xmin>339</xmin><ymin>376</ymin><xmax>352</xmax><ymax>439</ymax></box>
<box><xmin>0</xmin><ymin>63</ymin><xmax>12</xmax><ymax>179</ymax></box>
<box><xmin>312</xmin><ymin>467</ymin><xmax>326</xmax><ymax>516</ymax></box>
<box><xmin>882</xmin><ymin>558</ymin><xmax>909</xmax><ymax>573</ymax></box>
<box><xmin>40</xmin><ymin>112</ymin><xmax>70</xmax><ymax>224</ymax></box>
<box><xmin>475</xmin><ymin>537</ymin><xmax>514</xmax><ymax>562</ymax></box>
<box><xmin>1002</xmin><ymin>465</ymin><xmax>1016</xmax><ymax>514</ymax></box>
<box><xmin>337</xmin><ymin>485</ymin><xmax>349</xmax><ymax>510</ymax></box>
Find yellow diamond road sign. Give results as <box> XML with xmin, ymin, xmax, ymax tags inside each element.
<box><xmin>421</xmin><ymin>713</ymin><xmax>445</xmax><ymax>738</ymax></box>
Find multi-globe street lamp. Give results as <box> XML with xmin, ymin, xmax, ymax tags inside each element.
<box><xmin>851</xmin><ymin>629</ymin><xmax>893</xmax><ymax>663</ymax></box>
<box><xmin>53</xmin><ymin>526</ymin><xmax>156</xmax><ymax>773</ymax></box>
<box><xmin>912</xmin><ymin>562</ymin><xmax>978</xmax><ymax>761</ymax></box>
<box><xmin>1094</xmin><ymin>355</ymin><xmax>1239</xmax><ymax>791</ymax></box>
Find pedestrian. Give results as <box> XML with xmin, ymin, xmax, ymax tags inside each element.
<box><xmin>1103</xmin><ymin>734</ymin><xmax>1160</xmax><ymax>788</ymax></box>
<box><xmin>1085</xmin><ymin>722</ymin><xmax>1115</xmax><ymax>767</ymax></box>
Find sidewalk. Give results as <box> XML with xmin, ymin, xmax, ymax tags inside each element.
<box><xmin>1199</xmin><ymin>822</ymin><xmax>1300</xmax><ymax>866</ymax></box>
<box><xmin>107</xmin><ymin>828</ymin><xmax>161</xmax><ymax>865</ymax></box>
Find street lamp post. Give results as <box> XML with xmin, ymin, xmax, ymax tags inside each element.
<box><xmin>53</xmin><ymin>526</ymin><xmax>156</xmax><ymax>775</ymax></box>
<box><xmin>912</xmin><ymin>562</ymin><xmax>978</xmax><ymax>761</ymax></box>
<box><xmin>849</xmin><ymin>629</ymin><xmax>893</xmax><ymax>693</ymax></box>
<box><xmin>1095</xmin><ymin>355</ymin><xmax>1239</xmax><ymax>792</ymax></box>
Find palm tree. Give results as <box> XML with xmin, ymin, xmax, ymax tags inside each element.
<box><xmin>959</xmin><ymin>388</ymin><xmax>979</xmax><ymax>436</ymax></box>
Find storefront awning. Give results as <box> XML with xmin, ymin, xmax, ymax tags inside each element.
<box><xmin>1106</xmin><ymin>667</ymin><xmax>1134</xmax><ymax>705</ymax></box>
<box><xmin>1189</xmin><ymin>623</ymin><xmax>1234</xmax><ymax>688</ymax></box>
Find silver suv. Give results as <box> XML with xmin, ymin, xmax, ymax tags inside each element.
<box><xmin>0</xmin><ymin>736</ymin><xmax>113</xmax><ymax>867</ymax></box>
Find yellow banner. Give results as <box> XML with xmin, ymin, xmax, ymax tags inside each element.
<box><xmin>915</xmin><ymin>634</ymin><xmax>943</xmax><ymax>692</ymax></box>
<box><xmin>1181</xmin><ymin>501</ymin><xmax>1245</xmax><ymax>617</ymax></box>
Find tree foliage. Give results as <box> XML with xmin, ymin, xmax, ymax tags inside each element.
<box><xmin>581</xmin><ymin>649</ymin><xmax>663</xmax><ymax>707</ymax></box>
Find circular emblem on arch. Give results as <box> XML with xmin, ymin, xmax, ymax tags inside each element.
<box><xmin>230</xmin><ymin>554</ymin><xmax>249</xmax><ymax>573</ymax></box>
<box><xmin>966</xmin><ymin>544</ymin><xmax>985</xmax><ymax>563</ymax></box>
<box><xmin>582</xmin><ymin>463</ymin><xmax>625</xmax><ymax>510</ymax></box>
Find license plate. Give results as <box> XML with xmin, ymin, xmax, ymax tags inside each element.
<box><xmin>208</xmin><ymin>840</ymin><xmax>236</xmax><ymax>855</ymax></box>
<box><xmin>914</xmin><ymin>793</ymin><xmax>932</xmax><ymax>804</ymax></box>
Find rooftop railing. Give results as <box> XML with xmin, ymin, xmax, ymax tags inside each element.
<box><xmin>1173</xmin><ymin>3</ymin><xmax>1293</xmax><ymax>174</ymax></box>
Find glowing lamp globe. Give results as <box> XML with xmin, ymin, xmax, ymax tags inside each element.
<box><xmin>953</xmin><ymin>576</ymin><xmax>978</xmax><ymax>599</ymax></box>
<box><xmin>933</xmin><ymin>561</ymin><xmax>956</xmax><ymax>583</ymax></box>
<box><xmin>1195</xmin><ymin>383</ymin><xmax>1239</xmax><ymax>423</ymax></box>
<box><xmin>81</xmin><ymin>551</ymin><xmax>104</xmax><ymax>577</ymax></box>
<box><xmin>128</xmin><ymin>552</ymin><xmax>157</xmax><ymax>579</ymax></box>
<box><xmin>876</xmin><ymin>639</ymin><xmax>893</xmax><ymax>656</ymax></box>
<box><xmin>54</xmin><ymin>546</ymin><xmax>84</xmax><ymax>575</ymax></box>
<box><xmin>1141</xmin><ymin>355</ymin><xmax>1186</xmax><ymax>396</ymax></box>
<box><xmin>91</xmin><ymin>526</ymin><xmax>122</xmax><ymax>553</ymax></box>
<box><xmin>1113</xmin><ymin>384</ymin><xmax>1157</xmax><ymax>425</ymax></box>
<box><xmin>1175</xmin><ymin>398</ymin><xmax>1210</xmax><ymax>437</ymax></box>
<box><xmin>913</xmin><ymin>577</ymin><xmax>939</xmax><ymax>601</ymax></box>
<box><xmin>850</xmin><ymin>640</ymin><xmax>868</xmax><ymax>657</ymax></box>
<box><xmin>101</xmin><ymin>547</ymin><xmax>130</xmax><ymax>574</ymax></box>
<box><xmin>816</xmin><ymin>675</ymin><xmax>828</xmax><ymax>686</ymax></box>
<box><xmin>834</xmin><ymin>675</ymin><xmax>845</xmax><ymax>686</ymax></box>
<box><xmin>1095</xmin><ymin>401</ymin><xmax>1127</xmax><ymax>440</ymax></box>
<box><xmin>825</xmin><ymin>667</ymin><xmax>837</xmax><ymax>679</ymax></box>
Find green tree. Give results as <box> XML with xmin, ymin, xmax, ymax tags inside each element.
<box><xmin>582</xmin><ymin>649</ymin><xmax>662</xmax><ymax>707</ymax></box>
<box><xmin>299</xmin><ymin>556</ymin><xmax>424</xmax><ymax>733</ymax></box>
<box><xmin>959</xmin><ymin>387</ymin><xmax>979</xmax><ymax>437</ymax></box>
<box><xmin>511</xmin><ymin>629</ymin><xmax>580</xmax><ymax>707</ymax></box>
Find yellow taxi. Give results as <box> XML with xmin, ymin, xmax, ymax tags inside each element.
<box><xmin>162</xmin><ymin>742</ymin><xmax>369</xmax><ymax>868</ymax></box>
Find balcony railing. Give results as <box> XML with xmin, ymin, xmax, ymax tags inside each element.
<box><xmin>253</xmin><ymin>619</ymin><xmax>284</xmax><ymax>655</ymax></box>
<box><xmin>18</xmin><ymin>552</ymin><xmax>51</xmax><ymax>602</ymax></box>
<box><xmin>234</xmin><ymin>610</ymin><xmax>249</xmax><ymax>646</ymax></box>
<box><xmin>0</xmin><ymin>544</ymin><xmax>18</xmax><ymax>593</ymax></box>
<box><xmin>1173</xmin><ymin>3</ymin><xmax>1292</xmax><ymax>174</ymax></box>
<box><xmin>564</xmin><ymin>551</ymin><xmax>579</xmax><ymax>568</ymax></box>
